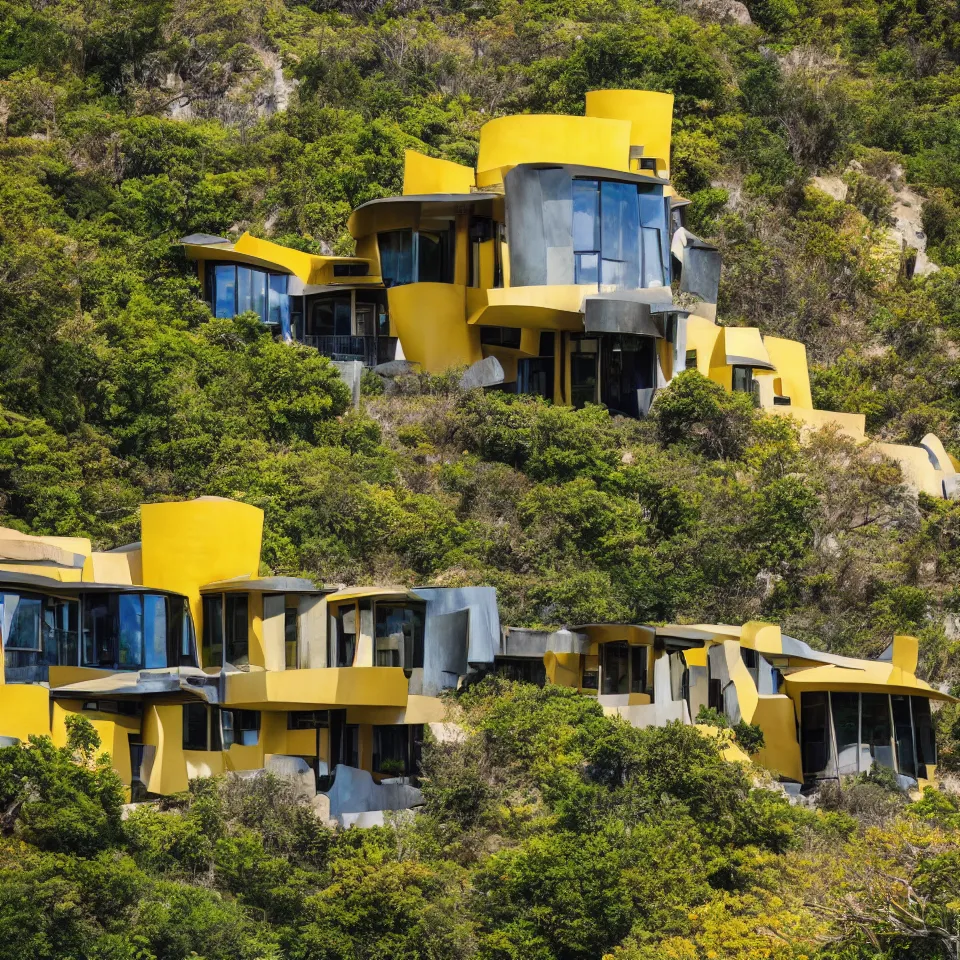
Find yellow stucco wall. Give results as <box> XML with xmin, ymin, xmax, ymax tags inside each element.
<box><xmin>403</xmin><ymin>150</ymin><xmax>475</xmax><ymax>195</ymax></box>
<box><xmin>139</xmin><ymin>498</ymin><xmax>263</xmax><ymax>648</ymax></box>
<box><xmin>762</xmin><ymin>336</ymin><xmax>813</xmax><ymax>409</ymax></box>
<box><xmin>387</xmin><ymin>283</ymin><xmax>482</xmax><ymax>371</ymax></box>
<box><xmin>0</xmin><ymin>684</ymin><xmax>51</xmax><ymax>740</ymax></box>
<box><xmin>585</xmin><ymin>89</ymin><xmax>674</xmax><ymax>177</ymax></box>
<box><xmin>476</xmin><ymin>114</ymin><xmax>632</xmax><ymax>187</ymax></box>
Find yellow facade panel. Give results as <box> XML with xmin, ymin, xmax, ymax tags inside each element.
<box><xmin>476</xmin><ymin>114</ymin><xmax>632</xmax><ymax>186</ymax></box>
<box><xmin>387</xmin><ymin>283</ymin><xmax>482</xmax><ymax>372</ymax></box>
<box><xmin>402</xmin><ymin>150</ymin><xmax>475</xmax><ymax>195</ymax></box>
<box><xmin>585</xmin><ymin>89</ymin><xmax>674</xmax><ymax>177</ymax></box>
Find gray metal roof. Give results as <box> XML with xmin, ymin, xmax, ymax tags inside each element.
<box><xmin>0</xmin><ymin>571</ymin><xmax>188</xmax><ymax>598</ymax></box>
<box><xmin>179</xmin><ymin>233</ymin><xmax>231</xmax><ymax>246</ymax></box>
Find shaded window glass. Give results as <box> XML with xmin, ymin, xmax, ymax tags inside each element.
<box><xmin>575</xmin><ymin>253</ymin><xmax>599</xmax><ymax>285</ymax></box>
<box><xmin>374</xmin><ymin>603</ymin><xmax>424</xmax><ymax>669</ymax></box>
<box><xmin>602</xmin><ymin>641</ymin><xmax>629</xmax><ymax>695</ymax></box>
<box><xmin>891</xmin><ymin>695</ymin><xmax>916</xmax><ymax>778</ymax></box>
<box><xmin>913</xmin><ymin>696</ymin><xmax>936</xmax><ymax>770</ymax></box>
<box><xmin>861</xmin><ymin>693</ymin><xmax>894</xmax><ymax>771</ymax></box>
<box><xmin>832</xmin><ymin>692</ymin><xmax>860</xmax><ymax>775</ymax></box>
<box><xmin>334</xmin><ymin>604</ymin><xmax>356</xmax><ymax>667</ymax></box>
<box><xmin>43</xmin><ymin>597</ymin><xmax>78</xmax><ymax>666</ymax></box>
<box><xmin>517</xmin><ymin>357</ymin><xmax>554</xmax><ymax>401</ymax></box>
<box><xmin>288</xmin><ymin>710</ymin><xmax>329</xmax><ymax>730</ymax></box>
<box><xmin>373</xmin><ymin>724</ymin><xmax>421</xmax><ymax>775</ymax></box>
<box><xmin>83</xmin><ymin>594</ymin><xmax>117</xmax><ymax>667</ymax></box>
<box><xmin>417</xmin><ymin>230</ymin><xmax>450</xmax><ymax>283</ymax></box>
<box><xmin>225</xmin><ymin>594</ymin><xmax>248</xmax><ymax>666</ymax></box>
<box><xmin>236</xmin><ymin>266</ymin><xmax>253</xmax><ymax>314</ymax></box>
<box><xmin>732</xmin><ymin>366</ymin><xmax>755</xmax><ymax>393</ymax></box>
<box><xmin>214</xmin><ymin>265</ymin><xmax>236</xmax><ymax>318</ymax></box>
<box><xmin>308</xmin><ymin>295</ymin><xmax>352</xmax><ymax>337</ymax></box>
<box><xmin>183</xmin><ymin>703</ymin><xmax>209</xmax><ymax>751</ymax></box>
<box><xmin>378</xmin><ymin>230</ymin><xmax>414</xmax><ymax>286</ymax></box>
<box><xmin>118</xmin><ymin>594</ymin><xmax>143</xmax><ymax>668</ymax></box>
<box><xmin>143</xmin><ymin>595</ymin><xmax>167</xmax><ymax>669</ymax></box>
<box><xmin>250</xmin><ymin>269</ymin><xmax>267</xmax><ymax>322</ymax></box>
<box><xmin>801</xmin><ymin>691</ymin><xmax>834</xmax><ymax>777</ymax></box>
<box><xmin>268</xmin><ymin>274</ymin><xmax>291</xmax><ymax>339</ymax></box>
<box><xmin>600</xmin><ymin>334</ymin><xmax>657</xmax><ymax>418</ymax></box>
<box><xmin>600</xmin><ymin>181</ymin><xmax>640</xmax><ymax>288</ymax></box>
<box><xmin>2</xmin><ymin>594</ymin><xmax>41</xmax><ymax>651</ymax></box>
<box><xmin>285</xmin><ymin>607</ymin><xmax>298</xmax><ymax>669</ymax></box>
<box><xmin>638</xmin><ymin>189</ymin><xmax>665</xmax><ymax>229</ymax></box>
<box><xmin>641</xmin><ymin>227</ymin><xmax>664</xmax><ymax>286</ymax></box>
<box><xmin>573</xmin><ymin>180</ymin><xmax>600</xmax><ymax>254</ymax></box>
<box><xmin>201</xmin><ymin>595</ymin><xmax>223</xmax><ymax>668</ymax></box>
<box><xmin>180</xmin><ymin>599</ymin><xmax>196</xmax><ymax>665</ymax></box>
<box><xmin>571</xmin><ymin>347</ymin><xmax>598</xmax><ymax>409</ymax></box>
<box><xmin>222</xmin><ymin>708</ymin><xmax>259</xmax><ymax>748</ymax></box>
<box><xmin>630</xmin><ymin>646</ymin><xmax>647</xmax><ymax>693</ymax></box>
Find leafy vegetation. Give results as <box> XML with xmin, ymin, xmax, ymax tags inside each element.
<box><xmin>1</xmin><ymin>692</ymin><xmax>959</xmax><ymax>958</ymax></box>
<box><xmin>5</xmin><ymin>0</ymin><xmax>960</xmax><ymax>952</ymax></box>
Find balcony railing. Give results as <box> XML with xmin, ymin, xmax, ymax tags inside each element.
<box><xmin>301</xmin><ymin>335</ymin><xmax>398</xmax><ymax>367</ymax></box>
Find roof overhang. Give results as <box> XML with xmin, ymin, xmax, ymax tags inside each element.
<box><xmin>723</xmin><ymin>326</ymin><xmax>776</xmax><ymax>370</ymax></box>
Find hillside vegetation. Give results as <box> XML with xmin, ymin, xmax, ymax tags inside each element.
<box><xmin>5</xmin><ymin>0</ymin><xmax>960</xmax><ymax>955</ymax></box>
<box><xmin>2</xmin><ymin>687</ymin><xmax>960</xmax><ymax>960</ymax></box>
<box><xmin>3</xmin><ymin>0</ymin><xmax>960</xmax><ymax>671</ymax></box>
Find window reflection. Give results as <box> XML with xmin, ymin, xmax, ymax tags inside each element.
<box><xmin>572</xmin><ymin>179</ymin><xmax>667</xmax><ymax>290</ymax></box>
<box><xmin>208</xmin><ymin>263</ymin><xmax>290</xmax><ymax>331</ymax></box>
<box><xmin>801</xmin><ymin>691</ymin><xmax>939</xmax><ymax>782</ymax></box>
<box><xmin>377</xmin><ymin>229</ymin><xmax>453</xmax><ymax>286</ymax></box>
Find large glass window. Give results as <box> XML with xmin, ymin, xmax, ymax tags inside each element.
<box><xmin>209</xmin><ymin>264</ymin><xmax>290</xmax><ymax>326</ymax></box>
<box><xmin>2</xmin><ymin>593</ymin><xmax>42</xmax><ymax>651</ymax></box>
<box><xmin>334</xmin><ymin>604</ymin><xmax>356</xmax><ymax>668</ymax></box>
<box><xmin>43</xmin><ymin>596</ymin><xmax>79</xmax><ymax>667</ymax></box>
<box><xmin>801</xmin><ymin>691</ymin><xmax>834</xmax><ymax>778</ymax></box>
<box><xmin>236</xmin><ymin>266</ymin><xmax>253</xmax><ymax>315</ymax></box>
<box><xmin>732</xmin><ymin>366</ymin><xmax>755</xmax><ymax>394</ymax></box>
<box><xmin>118</xmin><ymin>594</ymin><xmax>143</xmax><ymax>668</ymax></box>
<box><xmin>224</xmin><ymin>595</ymin><xmax>248</xmax><ymax>667</ymax></box>
<box><xmin>601</xmin><ymin>641</ymin><xmax>629</xmax><ymax>695</ymax></box>
<box><xmin>913</xmin><ymin>696</ymin><xmax>937</xmax><ymax>770</ymax></box>
<box><xmin>201</xmin><ymin>595</ymin><xmax>223</xmax><ymax>668</ymax></box>
<box><xmin>285</xmin><ymin>606</ymin><xmax>298</xmax><ymax>669</ymax></box>
<box><xmin>183</xmin><ymin>703</ymin><xmax>211</xmax><ymax>751</ymax></box>
<box><xmin>143</xmin><ymin>595</ymin><xmax>167</xmax><ymax>669</ymax></box>
<box><xmin>601</xmin><ymin>181</ymin><xmax>641</xmax><ymax>289</ymax></box>
<box><xmin>600</xmin><ymin>334</ymin><xmax>657</xmax><ymax>418</ymax></box>
<box><xmin>572</xmin><ymin>180</ymin><xmax>667</xmax><ymax>289</ymax></box>
<box><xmin>417</xmin><ymin>231</ymin><xmax>447</xmax><ymax>283</ymax></box>
<box><xmin>372</xmin><ymin>724</ymin><xmax>422</xmax><ymax>776</ymax></box>
<box><xmin>378</xmin><ymin>230</ymin><xmax>414</xmax><ymax>287</ymax></box>
<box><xmin>517</xmin><ymin>357</ymin><xmax>554</xmax><ymax>401</ymax></box>
<box><xmin>630</xmin><ymin>646</ymin><xmax>648</xmax><ymax>694</ymax></box>
<box><xmin>83</xmin><ymin>594</ymin><xmax>117</xmax><ymax>667</ymax></box>
<box><xmin>861</xmin><ymin>693</ymin><xmax>894</xmax><ymax>770</ymax></box>
<box><xmin>214</xmin><ymin>264</ymin><xmax>237</xmax><ymax>318</ymax></box>
<box><xmin>173</xmin><ymin>597</ymin><xmax>197</xmax><ymax>667</ymax></box>
<box><xmin>222</xmin><ymin>709</ymin><xmax>260</xmax><ymax>748</ymax></box>
<box><xmin>307</xmin><ymin>295</ymin><xmax>352</xmax><ymax>338</ymax></box>
<box><xmin>891</xmin><ymin>695</ymin><xmax>916</xmax><ymax>778</ymax></box>
<box><xmin>573</xmin><ymin>180</ymin><xmax>600</xmax><ymax>284</ymax></box>
<box><xmin>378</xmin><ymin>229</ymin><xmax>453</xmax><ymax>286</ymax></box>
<box><xmin>374</xmin><ymin>603</ymin><xmax>425</xmax><ymax>669</ymax></box>
<box><xmin>832</xmin><ymin>692</ymin><xmax>860</xmax><ymax>776</ymax></box>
